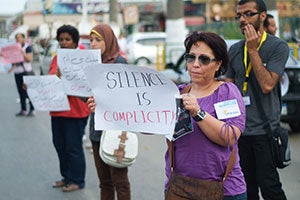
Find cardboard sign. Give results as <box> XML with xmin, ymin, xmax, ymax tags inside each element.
<box><xmin>57</xmin><ymin>48</ymin><xmax>102</xmax><ymax>97</ymax></box>
<box><xmin>84</xmin><ymin>63</ymin><xmax>179</xmax><ymax>136</ymax></box>
<box><xmin>23</xmin><ymin>75</ymin><xmax>70</xmax><ymax>111</ymax></box>
<box><xmin>1</xmin><ymin>43</ymin><xmax>24</xmax><ymax>64</ymax></box>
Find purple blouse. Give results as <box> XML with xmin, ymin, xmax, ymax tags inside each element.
<box><xmin>165</xmin><ymin>82</ymin><xmax>246</xmax><ymax>196</ymax></box>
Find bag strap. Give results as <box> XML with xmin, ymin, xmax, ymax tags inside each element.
<box><xmin>248</xmin><ymin>78</ymin><xmax>281</xmax><ymax>137</ymax></box>
<box><xmin>113</xmin><ymin>131</ymin><xmax>128</xmax><ymax>163</ymax></box>
<box><xmin>168</xmin><ymin>84</ymin><xmax>236</xmax><ymax>181</ymax></box>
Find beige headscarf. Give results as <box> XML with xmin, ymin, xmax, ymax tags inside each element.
<box><xmin>90</xmin><ymin>23</ymin><xmax>120</xmax><ymax>63</ymax></box>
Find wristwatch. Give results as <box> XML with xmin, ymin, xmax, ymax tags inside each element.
<box><xmin>193</xmin><ymin>109</ymin><xmax>206</xmax><ymax>122</ymax></box>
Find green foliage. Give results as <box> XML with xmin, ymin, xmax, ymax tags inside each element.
<box><xmin>187</xmin><ymin>21</ymin><xmax>244</xmax><ymax>39</ymax></box>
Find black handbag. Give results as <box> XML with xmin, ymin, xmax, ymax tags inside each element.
<box><xmin>270</xmin><ymin>126</ymin><xmax>291</xmax><ymax>168</ymax></box>
<box><xmin>251</xmin><ymin>82</ymin><xmax>291</xmax><ymax>169</ymax></box>
<box><xmin>24</xmin><ymin>70</ymin><xmax>35</xmax><ymax>75</ymax></box>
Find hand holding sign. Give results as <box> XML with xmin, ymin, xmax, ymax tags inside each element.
<box><xmin>84</xmin><ymin>63</ymin><xmax>179</xmax><ymax>136</ymax></box>
<box><xmin>57</xmin><ymin>49</ymin><xmax>102</xmax><ymax>97</ymax></box>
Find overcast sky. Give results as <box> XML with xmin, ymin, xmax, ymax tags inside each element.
<box><xmin>0</xmin><ymin>0</ymin><xmax>27</xmax><ymax>16</ymax></box>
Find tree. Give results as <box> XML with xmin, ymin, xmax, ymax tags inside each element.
<box><xmin>109</xmin><ymin>0</ymin><xmax>118</xmax><ymax>23</ymax></box>
<box><xmin>167</xmin><ymin>0</ymin><xmax>184</xmax><ymax>19</ymax></box>
<box><xmin>165</xmin><ymin>0</ymin><xmax>187</xmax><ymax>64</ymax></box>
<box><xmin>109</xmin><ymin>0</ymin><xmax>120</xmax><ymax>38</ymax></box>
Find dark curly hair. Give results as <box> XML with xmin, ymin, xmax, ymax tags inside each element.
<box><xmin>56</xmin><ymin>24</ymin><xmax>79</xmax><ymax>48</ymax></box>
<box><xmin>184</xmin><ymin>31</ymin><xmax>228</xmax><ymax>77</ymax></box>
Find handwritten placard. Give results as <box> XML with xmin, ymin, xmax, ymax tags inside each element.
<box><xmin>84</xmin><ymin>63</ymin><xmax>179</xmax><ymax>136</ymax></box>
<box><xmin>1</xmin><ymin>43</ymin><xmax>24</xmax><ymax>64</ymax></box>
<box><xmin>23</xmin><ymin>75</ymin><xmax>70</xmax><ymax>111</ymax></box>
<box><xmin>57</xmin><ymin>49</ymin><xmax>101</xmax><ymax>97</ymax></box>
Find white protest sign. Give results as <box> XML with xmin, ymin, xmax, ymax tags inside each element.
<box><xmin>57</xmin><ymin>49</ymin><xmax>101</xmax><ymax>97</ymax></box>
<box><xmin>84</xmin><ymin>63</ymin><xmax>180</xmax><ymax>136</ymax></box>
<box><xmin>23</xmin><ymin>75</ymin><xmax>70</xmax><ymax>111</ymax></box>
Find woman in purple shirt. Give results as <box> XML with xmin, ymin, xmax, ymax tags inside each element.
<box><xmin>165</xmin><ymin>32</ymin><xmax>247</xmax><ymax>200</ymax></box>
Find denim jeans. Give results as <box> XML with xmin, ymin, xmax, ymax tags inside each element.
<box><xmin>224</xmin><ymin>192</ymin><xmax>247</xmax><ymax>200</ymax></box>
<box><xmin>51</xmin><ymin>116</ymin><xmax>88</xmax><ymax>188</ymax></box>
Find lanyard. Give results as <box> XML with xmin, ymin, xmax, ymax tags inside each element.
<box><xmin>242</xmin><ymin>31</ymin><xmax>267</xmax><ymax>94</ymax></box>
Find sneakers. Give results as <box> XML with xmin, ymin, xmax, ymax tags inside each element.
<box><xmin>15</xmin><ymin>110</ymin><xmax>27</xmax><ymax>117</ymax></box>
<box><xmin>27</xmin><ymin>110</ymin><xmax>36</xmax><ymax>117</ymax></box>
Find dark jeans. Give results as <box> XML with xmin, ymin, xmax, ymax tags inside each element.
<box><xmin>92</xmin><ymin>141</ymin><xmax>131</xmax><ymax>200</ymax></box>
<box><xmin>51</xmin><ymin>116</ymin><xmax>88</xmax><ymax>188</ymax></box>
<box><xmin>238</xmin><ymin>135</ymin><xmax>286</xmax><ymax>200</ymax></box>
<box><xmin>14</xmin><ymin>73</ymin><xmax>34</xmax><ymax>111</ymax></box>
<box><xmin>224</xmin><ymin>192</ymin><xmax>247</xmax><ymax>200</ymax></box>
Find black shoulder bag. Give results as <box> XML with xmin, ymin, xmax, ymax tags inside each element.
<box><xmin>251</xmin><ymin>82</ymin><xmax>291</xmax><ymax>169</ymax></box>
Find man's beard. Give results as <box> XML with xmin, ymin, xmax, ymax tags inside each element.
<box><xmin>240</xmin><ymin>17</ymin><xmax>261</xmax><ymax>35</ymax></box>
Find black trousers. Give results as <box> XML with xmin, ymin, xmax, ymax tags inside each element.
<box><xmin>238</xmin><ymin>134</ymin><xmax>286</xmax><ymax>200</ymax></box>
<box><xmin>14</xmin><ymin>73</ymin><xmax>34</xmax><ymax>111</ymax></box>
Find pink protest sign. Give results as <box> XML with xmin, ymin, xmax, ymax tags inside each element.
<box><xmin>1</xmin><ymin>44</ymin><xmax>24</xmax><ymax>64</ymax></box>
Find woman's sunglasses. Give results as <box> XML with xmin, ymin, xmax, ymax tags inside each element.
<box><xmin>184</xmin><ymin>53</ymin><xmax>217</xmax><ymax>65</ymax></box>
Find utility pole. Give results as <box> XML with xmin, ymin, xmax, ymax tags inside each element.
<box><xmin>109</xmin><ymin>0</ymin><xmax>118</xmax><ymax>23</ymax></box>
<box><xmin>78</xmin><ymin>0</ymin><xmax>90</xmax><ymax>35</ymax></box>
<box><xmin>109</xmin><ymin>0</ymin><xmax>120</xmax><ymax>37</ymax></box>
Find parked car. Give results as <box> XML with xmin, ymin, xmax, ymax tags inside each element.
<box><xmin>126</xmin><ymin>32</ymin><xmax>166</xmax><ymax>66</ymax></box>
<box><xmin>280</xmin><ymin>55</ymin><xmax>300</xmax><ymax>132</ymax></box>
<box><xmin>162</xmin><ymin>49</ymin><xmax>300</xmax><ymax>132</ymax></box>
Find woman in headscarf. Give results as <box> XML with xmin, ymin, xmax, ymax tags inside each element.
<box><xmin>88</xmin><ymin>24</ymin><xmax>130</xmax><ymax>200</ymax></box>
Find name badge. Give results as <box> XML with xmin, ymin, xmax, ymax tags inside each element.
<box><xmin>242</xmin><ymin>96</ymin><xmax>251</xmax><ymax>106</ymax></box>
<box><xmin>214</xmin><ymin>99</ymin><xmax>241</xmax><ymax>120</ymax></box>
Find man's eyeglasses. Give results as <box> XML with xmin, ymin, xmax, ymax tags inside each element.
<box><xmin>235</xmin><ymin>12</ymin><xmax>260</xmax><ymax>20</ymax></box>
<box><xmin>184</xmin><ymin>53</ymin><xmax>217</xmax><ymax>65</ymax></box>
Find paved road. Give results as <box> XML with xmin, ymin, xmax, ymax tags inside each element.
<box><xmin>0</xmin><ymin>64</ymin><xmax>299</xmax><ymax>199</ymax></box>
<box><xmin>0</xmin><ymin>70</ymin><xmax>166</xmax><ymax>200</ymax></box>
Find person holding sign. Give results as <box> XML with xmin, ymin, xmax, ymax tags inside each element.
<box><xmin>164</xmin><ymin>32</ymin><xmax>247</xmax><ymax>199</ymax></box>
<box><xmin>9</xmin><ymin>33</ymin><xmax>35</xmax><ymax>116</ymax></box>
<box><xmin>87</xmin><ymin>24</ymin><xmax>130</xmax><ymax>200</ymax></box>
<box><xmin>49</xmin><ymin>25</ymin><xmax>90</xmax><ymax>192</ymax></box>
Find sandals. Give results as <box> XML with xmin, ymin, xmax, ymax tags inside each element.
<box><xmin>52</xmin><ymin>180</ymin><xmax>66</xmax><ymax>188</ymax></box>
<box><xmin>53</xmin><ymin>180</ymin><xmax>81</xmax><ymax>192</ymax></box>
<box><xmin>62</xmin><ymin>183</ymin><xmax>80</xmax><ymax>192</ymax></box>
